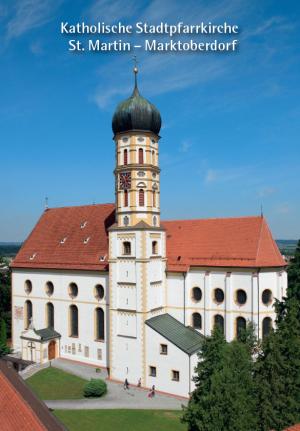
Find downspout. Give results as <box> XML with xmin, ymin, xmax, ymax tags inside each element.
<box><xmin>183</xmin><ymin>272</ymin><xmax>186</xmax><ymax>325</ymax></box>
<box><xmin>188</xmin><ymin>354</ymin><xmax>191</xmax><ymax>395</ymax></box>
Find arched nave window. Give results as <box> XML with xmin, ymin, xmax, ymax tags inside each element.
<box><xmin>95</xmin><ymin>308</ymin><xmax>105</xmax><ymax>341</ymax></box>
<box><xmin>69</xmin><ymin>305</ymin><xmax>78</xmax><ymax>337</ymax></box>
<box><xmin>262</xmin><ymin>317</ymin><xmax>272</xmax><ymax>339</ymax></box>
<box><xmin>24</xmin><ymin>300</ymin><xmax>32</xmax><ymax>329</ymax></box>
<box><xmin>214</xmin><ymin>314</ymin><xmax>224</xmax><ymax>334</ymax></box>
<box><xmin>192</xmin><ymin>313</ymin><xmax>202</xmax><ymax>330</ymax></box>
<box><xmin>46</xmin><ymin>302</ymin><xmax>54</xmax><ymax>328</ymax></box>
<box><xmin>236</xmin><ymin>316</ymin><xmax>246</xmax><ymax>339</ymax></box>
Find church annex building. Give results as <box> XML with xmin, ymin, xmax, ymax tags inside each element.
<box><xmin>11</xmin><ymin>67</ymin><xmax>287</xmax><ymax>397</ymax></box>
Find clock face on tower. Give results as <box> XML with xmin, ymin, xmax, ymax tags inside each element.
<box><xmin>119</xmin><ymin>172</ymin><xmax>131</xmax><ymax>190</ymax></box>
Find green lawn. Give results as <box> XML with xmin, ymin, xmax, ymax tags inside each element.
<box><xmin>54</xmin><ymin>409</ymin><xmax>186</xmax><ymax>431</ymax></box>
<box><xmin>26</xmin><ymin>367</ymin><xmax>88</xmax><ymax>400</ymax></box>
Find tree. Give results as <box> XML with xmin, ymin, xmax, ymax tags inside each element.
<box><xmin>287</xmin><ymin>239</ymin><xmax>300</xmax><ymax>300</ymax></box>
<box><xmin>181</xmin><ymin>327</ymin><xmax>227</xmax><ymax>431</ymax></box>
<box><xmin>0</xmin><ymin>318</ymin><xmax>7</xmax><ymax>345</ymax></box>
<box><xmin>207</xmin><ymin>340</ymin><xmax>258</xmax><ymax>431</ymax></box>
<box><xmin>182</xmin><ymin>329</ymin><xmax>257</xmax><ymax>431</ymax></box>
<box><xmin>255</xmin><ymin>298</ymin><xmax>300</xmax><ymax>430</ymax></box>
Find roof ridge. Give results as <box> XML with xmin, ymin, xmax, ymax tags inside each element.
<box><xmin>46</xmin><ymin>203</ymin><xmax>115</xmax><ymax>211</ymax></box>
<box><xmin>162</xmin><ymin>215</ymin><xmax>262</xmax><ymax>223</ymax></box>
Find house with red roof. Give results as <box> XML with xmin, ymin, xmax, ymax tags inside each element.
<box><xmin>11</xmin><ymin>66</ymin><xmax>287</xmax><ymax>397</ymax></box>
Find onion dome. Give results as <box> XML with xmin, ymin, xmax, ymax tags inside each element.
<box><xmin>112</xmin><ymin>65</ymin><xmax>161</xmax><ymax>136</ymax></box>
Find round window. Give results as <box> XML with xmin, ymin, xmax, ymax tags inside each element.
<box><xmin>94</xmin><ymin>285</ymin><xmax>104</xmax><ymax>301</ymax></box>
<box><xmin>45</xmin><ymin>281</ymin><xmax>54</xmax><ymax>296</ymax></box>
<box><xmin>24</xmin><ymin>280</ymin><xmax>32</xmax><ymax>294</ymax></box>
<box><xmin>68</xmin><ymin>283</ymin><xmax>78</xmax><ymax>299</ymax></box>
<box><xmin>236</xmin><ymin>289</ymin><xmax>247</xmax><ymax>305</ymax></box>
<box><xmin>214</xmin><ymin>288</ymin><xmax>224</xmax><ymax>303</ymax></box>
<box><xmin>262</xmin><ymin>289</ymin><xmax>272</xmax><ymax>305</ymax></box>
<box><xmin>192</xmin><ymin>287</ymin><xmax>202</xmax><ymax>302</ymax></box>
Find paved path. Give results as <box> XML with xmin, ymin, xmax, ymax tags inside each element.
<box><xmin>44</xmin><ymin>358</ymin><xmax>187</xmax><ymax>411</ymax></box>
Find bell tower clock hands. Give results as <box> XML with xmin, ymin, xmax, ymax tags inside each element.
<box><xmin>119</xmin><ymin>172</ymin><xmax>132</xmax><ymax>190</ymax></box>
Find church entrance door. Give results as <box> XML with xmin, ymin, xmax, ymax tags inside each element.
<box><xmin>48</xmin><ymin>341</ymin><xmax>56</xmax><ymax>360</ymax></box>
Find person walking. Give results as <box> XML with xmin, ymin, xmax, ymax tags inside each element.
<box><xmin>151</xmin><ymin>385</ymin><xmax>155</xmax><ymax>398</ymax></box>
<box><xmin>137</xmin><ymin>378</ymin><xmax>141</xmax><ymax>387</ymax></box>
<box><xmin>124</xmin><ymin>378</ymin><xmax>129</xmax><ymax>390</ymax></box>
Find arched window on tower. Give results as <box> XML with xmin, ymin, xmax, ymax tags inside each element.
<box><xmin>46</xmin><ymin>302</ymin><xmax>54</xmax><ymax>328</ymax></box>
<box><xmin>262</xmin><ymin>317</ymin><xmax>272</xmax><ymax>339</ymax></box>
<box><xmin>152</xmin><ymin>241</ymin><xmax>158</xmax><ymax>255</ymax></box>
<box><xmin>123</xmin><ymin>241</ymin><xmax>131</xmax><ymax>255</ymax></box>
<box><xmin>124</xmin><ymin>149</ymin><xmax>128</xmax><ymax>165</ymax></box>
<box><xmin>236</xmin><ymin>316</ymin><xmax>246</xmax><ymax>339</ymax></box>
<box><xmin>124</xmin><ymin>189</ymin><xmax>128</xmax><ymax>207</ymax></box>
<box><xmin>192</xmin><ymin>313</ymin><xmax>202</xmax><ymax>329</ymax></box>
<box><xmin>139</xmin><ymin>189</ymin><xmax>144</xmax><ymax>206</ymax></box>
<box><xmin>69</xmin><ymin>305</ymin><xmax>78</xmax><ymax>337</ymax></box>
<box><xmin>152</xmin><ymin>190</ymin><xmax>156</xmax><ymax>207</ymax></box>
<box><xmin>152</xmin><ymin>150</ymin><xmax>155</xmax><ymax>165</ymax></box>
<box><xmin>95</xmin><ymin>308</ymin><xmax>105</xmax><ymax>341</ymax></box>
<box><xmin>138</xmin><ymin>148</ymin><xmax>144</xmax><ymax>164</ymax></box>
<box><xmin>24</xmin><ymin>300</ymin><xmax>32</xmax><ymax>329</ymax></box>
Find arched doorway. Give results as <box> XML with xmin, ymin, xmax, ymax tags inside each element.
<box><xmin>48</xmin><ymin>340</ymin><xmax>56</xmax><ymax>360</ymax></box>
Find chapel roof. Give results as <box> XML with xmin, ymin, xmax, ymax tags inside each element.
<box><xmin>146</xmin><ymin>313</ymin><xmax>204</xmax><ymax>355</ymax></box>
<box><xmin>0</xmin><ymin>359</ymin><xmax>65</xmax><ymax>431</ymax></box>
<box><xmin>11</xmin><ymin>204</ymin><xmax>286</xmax><ymax>272</ymax></box>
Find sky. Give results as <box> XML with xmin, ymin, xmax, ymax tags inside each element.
<box><xmin>0</xmin><ymin>0</ymin><xmax>299</xmax><ymax>242</ymax></box>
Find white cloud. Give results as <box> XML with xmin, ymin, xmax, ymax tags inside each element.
<box><xmin>276</xmin><ymin>203</ymin><xmax>290</xmax><ymax>214</ymax></box>
<box><xmin>6</xmin><ymin>0</ymin><xmax>62</xmax><ymax>40</ymax></box>
<box><xmin>90</xmin><ymin>0</ymin><xmax>246</xmax><ymax>109</ymax></box>
<box><xmin>246</xmin><ymin>16</ymin><xmax>294</xmax><ymax>38</ymax></box>
<box><xmin>30</xmin><ymin>40</ymin><xmax>44</xmax><ymax>55</ymax></box>
<box><xmin>180</xmin><ymin>140</ymin><xmax>192</xmax><ymax>153</ymax></box>
<box><xmin>257</xmin><ymin>186</ymin><xmax>276</xmax><ymax>198</ymax></box>
<box><xmin>85</xmin><ymin>0</ymin><xmax>140</xmax><ymax>22</ymax></box>
<box><xmin>204</xmin><ymin>166</ymin><xmax>253</xmax><ymax>184</ymax></box>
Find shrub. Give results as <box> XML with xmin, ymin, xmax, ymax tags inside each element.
<box><xmin>83</xmin><ymin>379</ymin><xmax>107</xmax><ymax>398</ymax></box>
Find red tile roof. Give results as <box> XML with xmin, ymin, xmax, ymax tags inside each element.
<box><xmin>12</xmin><ymin>204</ymin><xmax>285</xmax><ymax>272</ymax></box>
<box><xmin>11</xmin><ymin>204</ymin><xmax>115</xmax><ymax>271</ymax></box>
<box><xmin>162</xmin><ymin>216</ymin><xmax>285</xmax><ymax>271</ymax></box>
<box><xmin>285</xmin><ymin>426</ymin><xmax>300</xmax><ymax>431</ymax></box>
<box><xmin>0</xmin><ymin>360</ymin><xmax>64</xmax><ymax>430</ymax></box>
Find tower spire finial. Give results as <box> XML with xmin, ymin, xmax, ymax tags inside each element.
<box><xmin>133</xmin><ymin>55</ymin><xmax>138</xmax><ymax>90</ymax></box>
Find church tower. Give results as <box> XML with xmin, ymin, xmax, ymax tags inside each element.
<box><xmin>108</xmin><ymin>65</ymin><xmax>166</xmax><ymax>386</ymax></box>
<box><xmin>112</xmin><ymin>64</ymin><xmax>161</xmax><ymax>228</ymax></box>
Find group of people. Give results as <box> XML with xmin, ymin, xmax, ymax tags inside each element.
<box><xmin>123</xmin><ymin>378</ymin><xmax>156</xmax><ymax>398</ymax></box>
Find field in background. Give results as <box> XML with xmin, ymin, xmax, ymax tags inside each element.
<box><xmin>0</xmin><ymin>239</ymin><xmax>298</xmax><ymax>259</ymax></box>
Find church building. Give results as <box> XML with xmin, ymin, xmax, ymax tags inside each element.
<box><xmin>11</xmin><ymin>66</ymin><xmax>287</xmax><ymax>397</ymax></box>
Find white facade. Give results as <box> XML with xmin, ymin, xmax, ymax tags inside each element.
<box><xmin>12</xmin><ymin>269</ymin><xmax>109</xmax><ymax>368</ymax></box>
<box><xmin>12</xmin><ymin>264</ymin><xmax>287</xmax><ymax>397</ymax></box>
